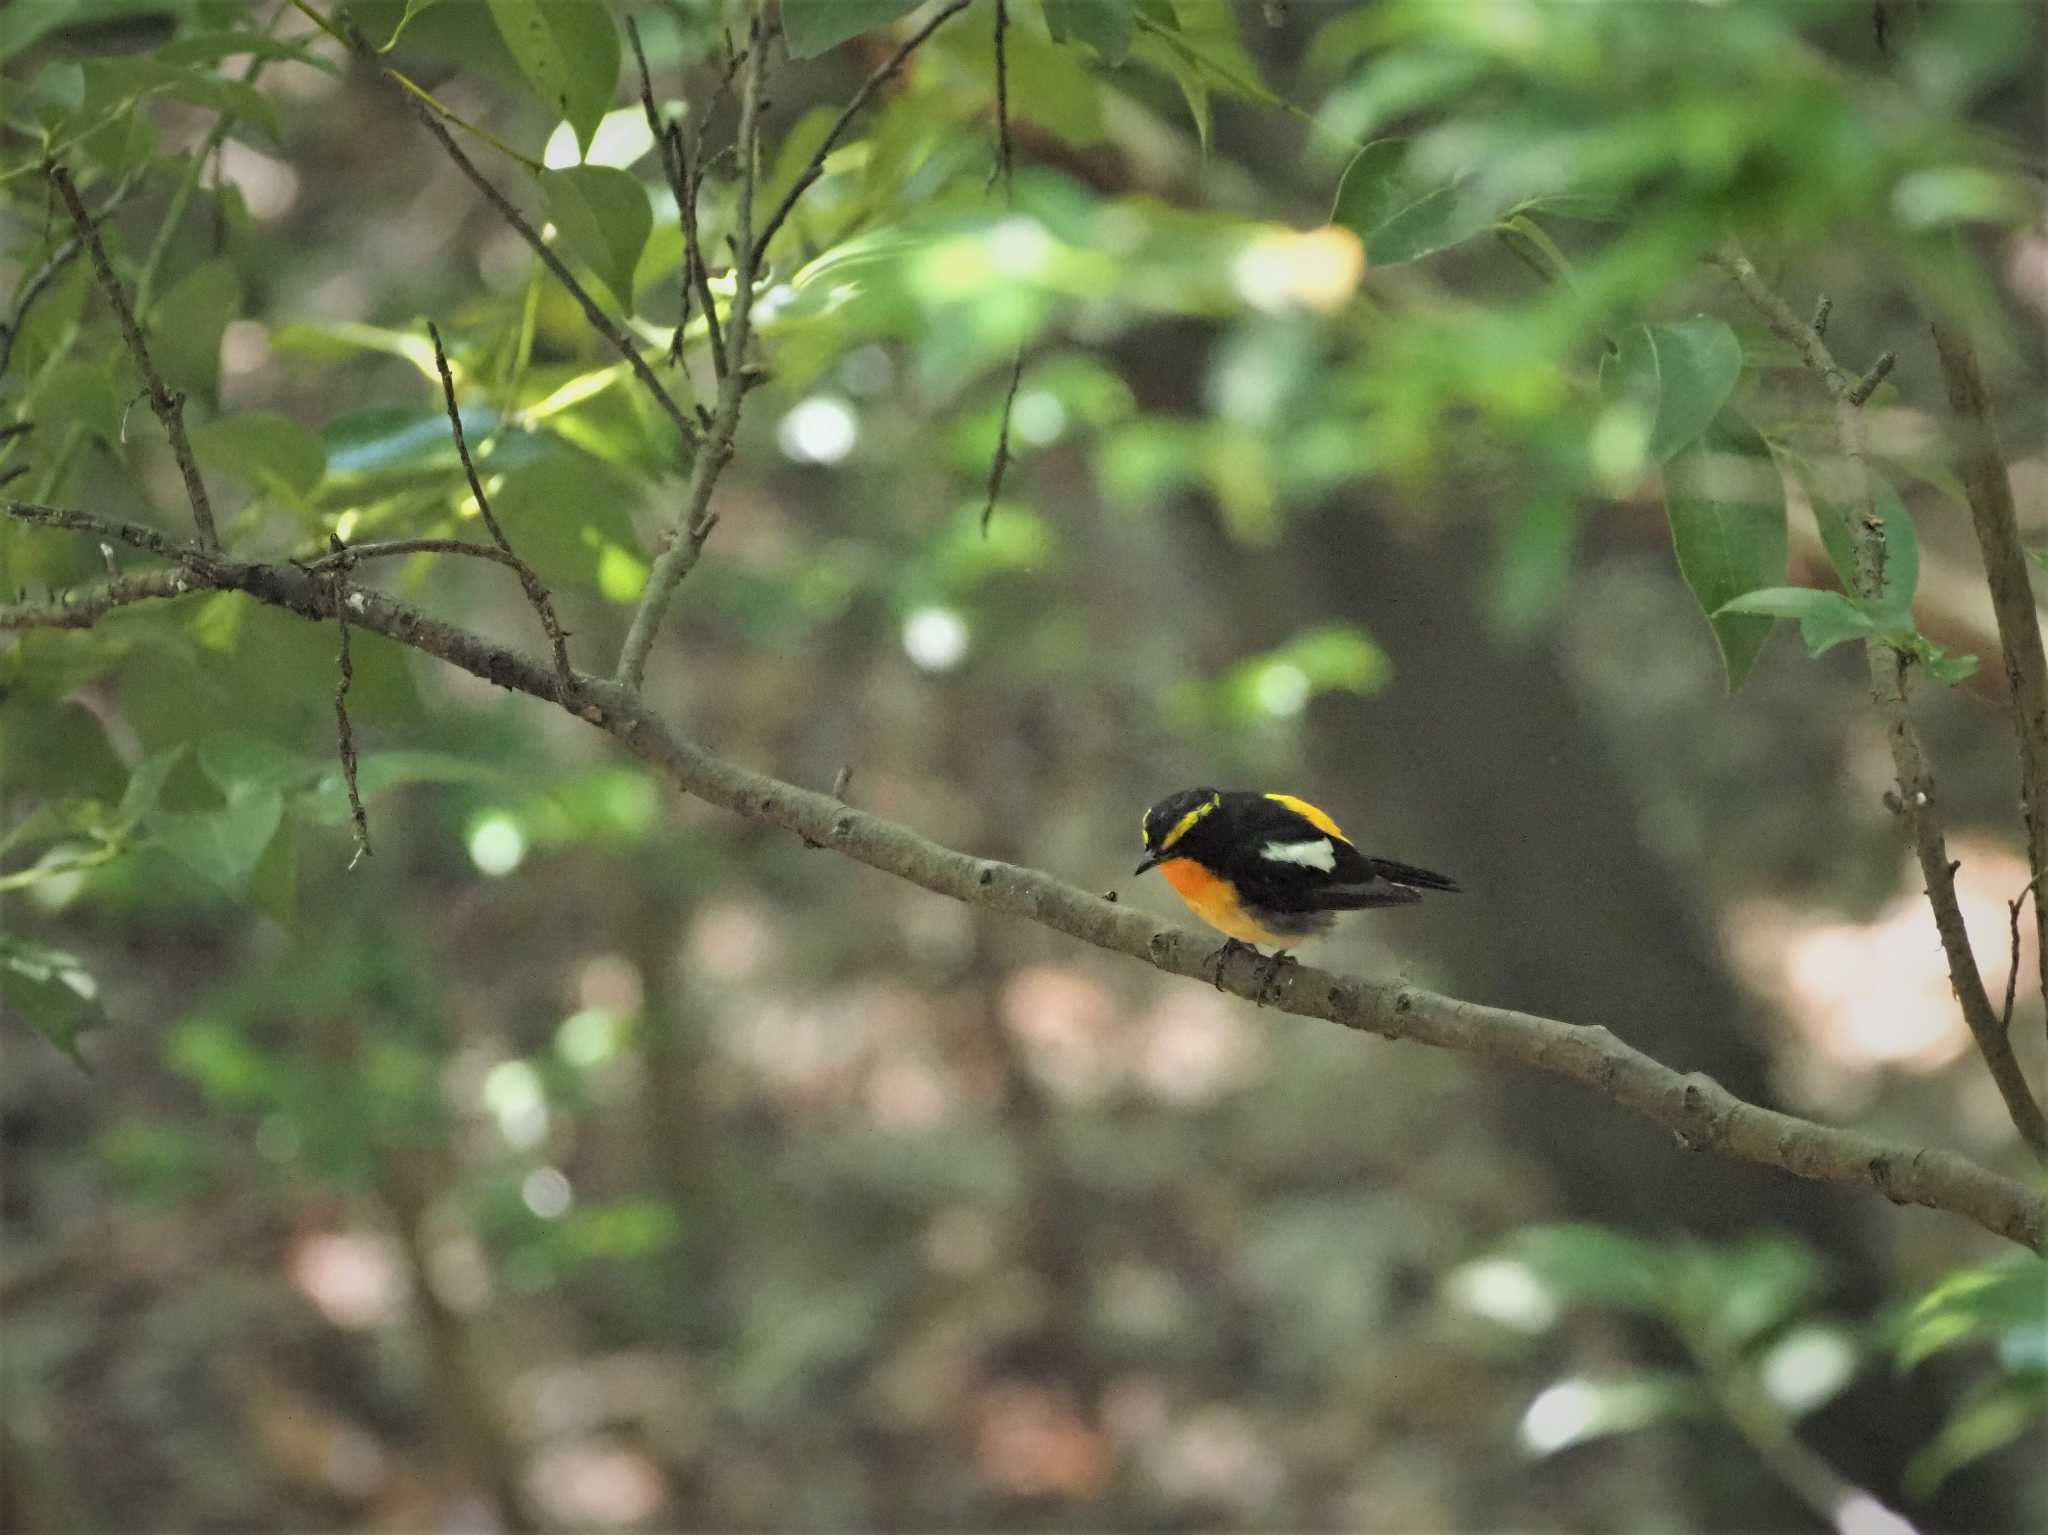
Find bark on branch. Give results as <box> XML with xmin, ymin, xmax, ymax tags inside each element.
<box><xmin>5</xmin><ymin>499</ymin><xmax>2042</xmax><ymax>1253</ymax></box>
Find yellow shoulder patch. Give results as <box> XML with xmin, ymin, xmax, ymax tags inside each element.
<box><xmin>1265</xmin><ymin>792</ymin><xmax>1351</xmax><ymax>844</ymax></box>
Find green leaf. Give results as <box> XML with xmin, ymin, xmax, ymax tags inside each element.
<box><xmin>1509</xmin><ymin>1224</ymin><xmax>1677</xmax><ymax>1314</ymax></box>
<box><xmin>1331</xmin><ymin>138</ymin><xmax>1495</xmax><ymax>266</ymax></box>
<box><xmin>117</xmin><ymin>746</ymin><xmax>188</xmax><ymax>835</ymax></box>
<box><xmin>304</xmin><ymin>750</ymin><xmax>513</xmax><ymax>824</ymax></box>
<box><xmin>1897</xmin><ymin>1257</ymin><xmax>2048</xmax><ymax>1371</ymax></box>
<box><xmin>199</xmin><ymin>735</ymin><xmax>322</xmax><ymax>798</ymax></box>
<box><xmin>0</xmin><ymin>931</ymin><xmax>106</xmax><ymax>1070</ymax></box>
<box><xmin>1517</xmin><ymin>1371</ymin><xmax>1708</xmax><ymax>1457</ymax></box>
<box><xmin>541</xmin><ymin>165</ymin><xmax>653</xmax><ymax>314</ymax></box>
<box><xmin>1663</xmin><ymin>408</ymin><xmax>1788</xmax><ymax>691</ymax></box>
<box><xmin>38</xmin><ymin>358</ymin><xmax>125</xmax><ymax>450</ymax></box>
<box><xmin>1002</xmin><ymin>14</ymin><xmax>1106</xmax><ymax>145</ymax></box>
<box><xmin>1905</xmin><ymin>1375</ymin><xmax>2047</xmax><ymax>1499</ymax></box>
<box><xmin>1714</xmin><ymin>586</ymin><xmax>1874</xmax><ymax>657</ymax></box>
<box><xmin>486</xmin><ymin>445</ymin><xmax>642</xmax><ymax>595</ymax></box>
<box><xmin>191</xmin><ymin>411</ymin><xmax>328</xmax><ymax>498</ymax></box>
<box><xmin>150</xmin><ymin>788</ymin><xmax>285</xmax><ymax>897</ymax></box>
<box><xmin>1045</xmin><ymin>0</ymin><xmax>1133</xmax><ymax>64</ymax></box>
<box><xmin>783</xmin><ymin>0</ymin><xmax>923</xmax><ymax>59</ymax></box>
<box><xmin>1598</xmin><ymin>317</ymin><xmax>1742</xmax><ymax>463</ymax></box>
<box><xmin>485</xmin><ymin>0</ymin><xmax>619</xmax><ymax>154</ymax></box>
<box><xmin>153</xmin><ymin>30</ymin><xmax>341</xmax><ymax>75</ymax></box>
<box><xmin>152</xmin><ymin>257</ymin><xmax>242</xmax><ymax>399</ymax></box>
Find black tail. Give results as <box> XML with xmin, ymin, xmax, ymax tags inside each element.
<box><xmin>1369</xmin><ymin>856</ymin><xmax>1460</xmax><ymax>894</ymax></box>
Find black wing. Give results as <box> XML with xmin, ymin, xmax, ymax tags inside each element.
<box><xmin>1223</xmin><ymin>794</ymin><xmax>1458</xmax><ymax>913</ymax></box>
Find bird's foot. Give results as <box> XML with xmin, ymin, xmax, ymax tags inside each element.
<box><xmin>1205</xmin><ymin>938</ymin><xmax>1256</xmax><ymax>991</ymax></box>
<box><xmin>1255</xmin><ymin>949</ymin><xmax>1296</xmax><ymax>1007</ymax></box>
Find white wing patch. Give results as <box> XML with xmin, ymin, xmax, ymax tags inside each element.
<box><xmin>1261</xmin><ymin>837</ymin><xmax>1337</xmax><ymax>872</ymax></box>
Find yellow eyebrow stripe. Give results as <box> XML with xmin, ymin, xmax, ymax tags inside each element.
<box><xmin>1265</xmin><ymin>793</ymin><xmax>1351</xmax><ymax>844</ymax></box>
<box><xmin>1159</xmin><ymin>796</ymin><xmax>1218</xmax><ymax>851</ymax></box>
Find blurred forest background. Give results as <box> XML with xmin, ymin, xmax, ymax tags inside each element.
<box><xmin>2</xmin><ymin>0</ymin><xmax>2045</xmax><ymax>1529</ymax></box>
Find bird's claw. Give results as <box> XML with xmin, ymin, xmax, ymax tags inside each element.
<box><xmin>1205</xmin><ymin>938</ymin><xmax>1254</xmax><ymax>991</ymax></box>
<box><xmin>1255</xmin><ymin>950</ymin><xmax>1295</xmax><ymax>1007</ymax></box>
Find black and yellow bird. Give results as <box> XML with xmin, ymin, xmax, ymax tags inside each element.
<box><xmin>1132</xmin><ymin>788</ymin><xmax>1457</xmax><ymax>981</ymax></box>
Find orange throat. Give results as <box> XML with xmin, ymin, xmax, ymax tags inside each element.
<box><xmin>1158</xmin><ymin>858</ymin><xmax>1291</xmax><ymax>947</ymax></box>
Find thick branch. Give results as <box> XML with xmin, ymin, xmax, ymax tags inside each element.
<box><xmin>46</xmin><ymin>165</ymin><xmax>219</xmax><ymax>548</ymax></box>
<box><xmin>1717</xmin><ymin>241</ymin><xmax>2048</xmax><ymax>1161</ymax></box>
<box><xmin>6</xmin><ymin>502</ymin><xmax>2042</xmax><ymax>1252</ymax></box>
<box><xmin>1928</xmin><ymin>322</ymin><xmax>2048</xmax><ymax>1038</ymax></box>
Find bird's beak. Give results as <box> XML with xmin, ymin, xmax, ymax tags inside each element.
<box><xmin>1132</xmin><ymin>852</ymin><xmax>1161</xmax><ymax>877</ymax></box>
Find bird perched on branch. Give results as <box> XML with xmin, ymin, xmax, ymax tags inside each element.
<box><xmin>1131</xmin><ymin>788</ymin><xmax>1458</xmax><ymax>991</ymax></box>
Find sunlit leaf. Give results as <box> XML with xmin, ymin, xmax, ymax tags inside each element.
<box><xmin>486</xmin><ymin>0</ymin><xmax>619</xmax><ymax>154</ymax></box>
<box><xmin>0</xmin><ymin>931</ymin><xmax>106</xmax><ymax>1069</ymax></box>
<box><xmin>1045</xmin><ymin>0</ymin><xmax>1133</xmax><ymax>64</ymax></box>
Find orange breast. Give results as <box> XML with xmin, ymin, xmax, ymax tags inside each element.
<box><xmin>1160</xmin><ymin>858</ymin><xmax>1291</xmax><ymax>947</ymax></box>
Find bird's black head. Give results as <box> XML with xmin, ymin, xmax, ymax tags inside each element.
<box><xmin>1134</xmin><ymin>787</ymin><xmax>1222</xmax><ymax>875</ymax></box>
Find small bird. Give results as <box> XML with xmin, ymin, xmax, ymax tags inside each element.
<box><xmin>1131</xmin><ymin>787</ymin><xmax>1458</xmax><ymax>987</ymax></box>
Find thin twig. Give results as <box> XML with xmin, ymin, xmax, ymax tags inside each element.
<box><xmin>1847</xmin><ymin>349</ymin><xmax>1895</xmax><ymax>407</ymax></box>
<box><xmin>988</xmin><ymin>0</ymin><xmax>1014</xmax><ymax>193</ymax></box>
<box><xmin>614</xmin><ymin>8</ymin><xmax>773</xmax><ymax>690</ymax></box>
<box><xmin>46</xmin><ymin>164</ymin><xmax>220</xmax><ymax>548</ymax></box>
<box><xmin>750</xmin><ymin>0</ymin><xmax>976</xmax><ymax>267</ymax></box>
<box><xmin>425</xmin><ymin>321</ymin><xmax>576</xmax><ymax>702</ymax></box>
<box><xmin>5</xmin><ymin>496</ymin><xmax>2044</xmax><ymax>1252</ymax></box>
<box><xmin>2002</xmin><ymin>873</ymin><xmax>2042</xmax><ymax>1032</ymax></box>
<box><xmin>980</xmin><ymin>349</ymin><xmax>1024</xmax><ymax>536</ymax></box>
<box><xmin>627</xmin><ymin>17</ymin><xmax>724</xmax><ymax>380</ymax></box>
<box><xmin>340</xmin><ymin>20</ymin><xmax>697</xmax><ymax>452</ymax></box>
<box><xmin>1717</xmin><ymin>238</ymin><xmax>2048</xmax><ymax>1162</ymax></box>
<box><xmin>332</xmin><ymin>579</ymin><xmax>371</xmax><ymax>868</ymax></box>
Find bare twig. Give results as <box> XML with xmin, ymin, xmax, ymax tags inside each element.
<box><xmin>339</xmin><ymin>21</ymin><xmax>697</xmax><ymax>453</ymax></box>
<box><xmin>5</xmin><ymin>497</ymin><xmax>2044</xmax><ymax>1253</ymax></box>
<box><xmin>46</xmin><ymin>164</ymin><xmax>220</xmax><ymax>548</ymax></box>
<box><xmin>1928</xmin><ymin>319</ymin><xmax>2048</xmax><ymax>1045</ymax></box>
<box><xmin>2002</xmin><ymin>874</ymin><xmax>2041</xmax><ymax>1032</ymax></box>
<box><xmin>331</xmin><ymin>582</ymin><xmax>371</xmax><ymax>868</ymax></box>
<box><xmin>988</xmin><ymin>0</ymin><xmax>1014</xmax><ymax>192</ymax></box>
<box><xmin>0</xmin><ymin>567</ymin><xmax>196</xmax><ymax>628</ymax></box>
<box><xmin>1717</xmin><ymin>239</ymin><xmax>2048</xmax><ymax>1161</ymax></box>
<box><xmin>627</xmin><ymin>17</ymin><xmax>725</xmax><ymax>379</ymax></box>
<box><xmin>614</xmin><ymin>8</ymin><xmax>773</xmax><ymax>690</ymax></box>
<box><xmin>1847</xmin><ymin>349</ymin><xmax>1895</xmax><ymax>407</ymax></box>
<box><xmin>980</xmin><ymin>349</ymin><xmax>1025</xmax><ymax>536</ymax></box>
<box><xmin>750</xmin><ymin>0</ymin><xmax>977</xmax><ymax>268</ymax></box>
<box><xmin>425</xmin><ymin>322</ymin><xmax>576</xmax><ymax>702</ymax></box>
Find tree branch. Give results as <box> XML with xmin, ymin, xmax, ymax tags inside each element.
<box><xmin>46</xmin><ymin>164</ymin><xmax>220</xmax><ymax>549</ymax></box>
<box><xmin>1716</xmin><ymin>239</ymin><xmax>2048</xmax><ymax>1162</ymax></box>
<box><xmin>6</xmin><ymin>500</ymin><xmax>2043</xmax><ymax>1252</ymax></box>
<box><xmin>1927</xmin><ymin>320</ymin><xmax>2048</xmax><ymax>1043</ymax></box>
<box><xmin>613</xmin><ymin>10</ymin><xmax>773</xmax><ymax>691</ymax></box>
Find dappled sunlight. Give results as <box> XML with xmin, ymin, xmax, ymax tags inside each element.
<box><xmin>1727</xmin><ymin>840</ymin><xmax>2032</xmax><ymax>1088</ymax></box>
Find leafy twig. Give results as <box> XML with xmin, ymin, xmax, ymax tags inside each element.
<box><xmin>46</xmin><ymin>164</ymin><xmax>220</xmax><ymax>548</ymax></box>
<box><xmin>1716</xmin><ymin>238</ymin><xmax>2048</xmax><ymax>1162</ymax></box>
<box><xmin>0</xmin><ymin>171</ymin><xmax>140</xmax><ymax>384</ymax></box>
<box><xmin>750</xmin><ymin>0</ymin><xmax>977</xmax><ymax>268</ymax></box>
<box><xmin>338</xmin><ymin>20</ymin><xmax>697</xmax><ymax>452</ymax></box>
